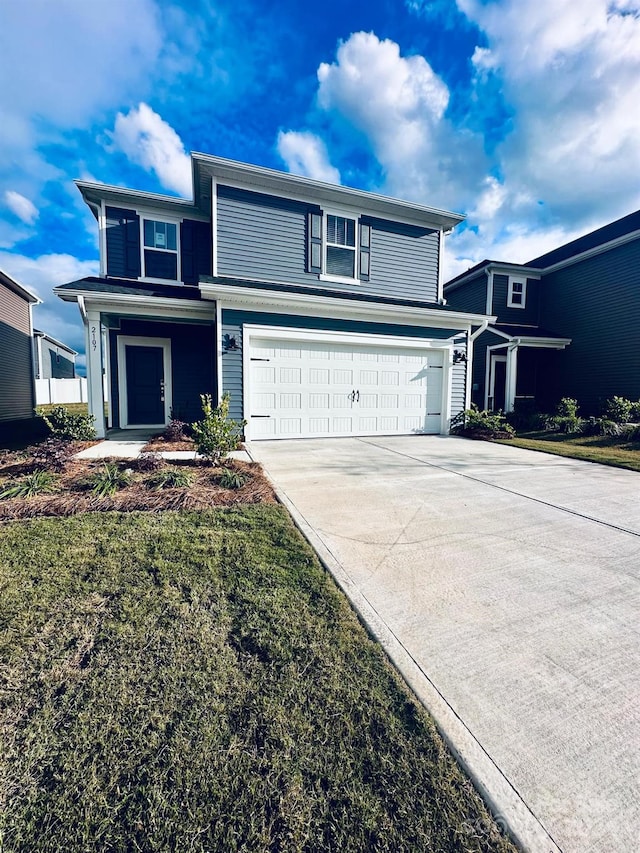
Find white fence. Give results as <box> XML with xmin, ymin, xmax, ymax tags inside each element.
<box><xmin>35</xmin><ymin>378</ymin><xmax>88</xmax><ymax>405</ymax></box>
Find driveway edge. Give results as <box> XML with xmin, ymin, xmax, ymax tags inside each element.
<box><xmin>252</xmin><ymin>449</ymin><xmax>561</xmax><ymax>853</ymax></box>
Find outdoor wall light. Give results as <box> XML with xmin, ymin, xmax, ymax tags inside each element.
<box><xmin>223</xmin><ymin>334</ymin><xmax>239</xmax><ymax>352</ymax></box>
<box><xmin>453</xmin><ymin>349</ymin><xmax>467</xmax><ymax>364</ymax></box>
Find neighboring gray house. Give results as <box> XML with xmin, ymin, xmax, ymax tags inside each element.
<box><xmin>444</xmin><ymin>209</ymin><xmax>640</xmax><ymax>414</ymax></box>
<box><xmin>0</xmin><ymin>269</ymin><xmax>40</xmax><ymax>439</ymax></box>
<box><xmin>33</xmin><ymin>329</ymin><xmax>77</xmax><ymax>380</ymax></box>
<box><xmin>55</xmin><ymin>153</ymin><xmax>492</xmax><ymax>439</ymax></box>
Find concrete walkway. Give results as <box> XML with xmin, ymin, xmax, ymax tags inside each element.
<box><xmin>74</xmin><ymin>430</ymin><xmax>251</xmax><ymax>462</ymax></box>
<box><xmin>247</xmin><ymin>436</ymin><xmax>640</xmax><ymax>853</ymax></box>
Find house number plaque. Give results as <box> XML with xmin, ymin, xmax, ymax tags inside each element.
<box><xmin>91</xmin><ymin>325</ymin><xmax>97</xmax><ymax>352</ymax></box>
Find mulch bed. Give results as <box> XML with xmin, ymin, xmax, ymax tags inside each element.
<box><xmin>0</xmin><ymin>447</ymin><xmax>276</xmax><ymax>521</ymax></box>
<box><xmin>143</xmin><ymin>437</ymin><xmax>196</xmax><ymax>452</ymax></box>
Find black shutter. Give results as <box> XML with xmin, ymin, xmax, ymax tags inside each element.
<box><xmin>359</xmin><ymin>221</ymin><xmax>371</xmax><ymax>282</ymax></box>
<box><xmin>308</xmin><ymin>211</ymin><xmax>323</xmax><ymax>274</ymax></box>
<box><xmin>181</xmin><ymin>219</ymin><xmax>195</xmax><ymax>284</ymax></box>
<box><xmin>106</xmin><ymin>206</ymin><xmax>141</xmax><ymax>279</ymax></box>
<box><xmin>181</xmin><ymin>220</ymin><xmax>212</xmax><ymax>285</ymax></box>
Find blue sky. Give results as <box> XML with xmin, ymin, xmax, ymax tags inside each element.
<box><xmin>2</xmin><ymin>0</ymin><xmax>640</xmax><ymax>374</ymax></box>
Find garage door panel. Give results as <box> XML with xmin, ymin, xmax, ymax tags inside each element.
<box><xmin>249</xmin><ymin>336</ymin><xmax>446</xmax><ymax>439</ymax></box>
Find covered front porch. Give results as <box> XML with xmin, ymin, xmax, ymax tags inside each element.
<box><xmin>76</xmin><ymin>290</ymin><xmax>217</xmax><ymax>438</ymax></box>
<box><xmin>484</xmin><ymin>326</ymin><xmax>571</xmax><ymax>413</ymax></box>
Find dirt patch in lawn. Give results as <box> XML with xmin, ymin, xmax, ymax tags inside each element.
<box><xmin>0</xmin><ymin>447</ymin><xmax>276</xmax><ymax>520</ymax></box>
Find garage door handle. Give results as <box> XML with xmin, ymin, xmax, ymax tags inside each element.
<box><xmin>355</xmin><ymin>390</ymin><xmax>360</xmax><ymax>402</ymax></box>
<box><xmin>251</xmin><ymin>414</ymin><xmax>271</xmax><ymax>418</ymax></box>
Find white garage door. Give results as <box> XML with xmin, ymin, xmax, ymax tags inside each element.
<box><xmin>248</xmin><ymin>337</ymin><xmax>445</xmax><ymax>440</ymax></box>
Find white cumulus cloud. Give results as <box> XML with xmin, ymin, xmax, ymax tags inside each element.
<box><xmin>313</xmin><ymin>32</ymin><xmax>486</xmax><ymax>207</ymax></box>
<box><xmin>277</xmin><ymin>131</ymin><xmax>341</xmax><ymax>183</ymax></box>
<box><xmin>110</xmin><ymin>103</ymin><xmax>192</xmax><ymax>198</ymax></box>
<box><xmin>0</xmin><ymin>251</ymin><xmax>99</xmax><ymax>302</ymax></box>
<box><xmin>460</xmin><ymin>0</ymin><xmax>640</xmax><ymax>226</ymax></box>
<box><xmin>4</xmin><ymin>191</ymin><xmax>38</xmax><ymax>225</ymax></box>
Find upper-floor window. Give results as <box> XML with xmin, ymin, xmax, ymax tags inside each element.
<box><xmin>308</xmin><ymin>210</ymin><xmax>371</xmax><ymax>283</ymax></box>
<box><xmin>142</xmin><ymin>218</ymin><xmax>179</xmax><ymax>280</ymax></box>
<box><xmin>507</xmin><ymin>276</ymin><xmax>526</xmax><ymax>308</ymax></box>
<box><xmin>326</xmin><ymin>215</ymin><xmax>356</xmax><ymax>278</ymax></box>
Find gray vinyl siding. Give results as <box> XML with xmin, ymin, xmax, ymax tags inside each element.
<box><xmin>221</xmin><ymin>308</ymin><xmax>461</xmax><ymax>423</ymax></box>
<box><xmin>108</xmin><ymin>319</ymin><xmax>216</xmax><ymax>428</ymax></box>
<box><xmin>216</xmin><ymin>186</ymin><xmax>441</xmax><ymax>302</ymax></box>
<box><xmin>451</xmin><ymin>352</ymin><xmax>467</xmax><ymax>419</ymax></box>
<box><xmin>0</xmin><ymin>282</ymin><xmax>35</xmax><ymax>422</ymax></box>
<box><xmin>492</xmin><ymin>274</ymin><xmax>540</xmax><ymax>325</ymax></box>
<box><xmin>540</xmin><ymin>238</ymin><xmax>640</xmax><ymax>412</ymax></box>
<box><xmin>366</xmin><ymin>217</ymin><xmax>439</xmax><ymax>301</ymax></box>
<box><xmin>444</xmin><ymin>274</ymin><xmax>487</xmax><ymax>315</ymax></box>
<box><xmin>38</xmin><ymin>339</ymin><xmax>75</xmax><ymax>379</ymax></box>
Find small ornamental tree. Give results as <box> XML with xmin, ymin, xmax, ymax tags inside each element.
<box><xmin>191</xmin><ymin>394</ymin><xmax>246</xmax><ymax>464</ymax></box>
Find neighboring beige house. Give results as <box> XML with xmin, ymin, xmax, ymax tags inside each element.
<box><xmin>0</xmin><ymin>268</ymin><xmax>41</xmax><ymax>440</ymax></box>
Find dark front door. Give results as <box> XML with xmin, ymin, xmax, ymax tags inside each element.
<box><xmin>492</xmin><ymin>357</ymin><xmax>507</xmax><ymax>412</ymax></box>
<box><xmin>126</xmin><ymin>345</ymin><xmax>165</xmax><ymax>425</ymax></box>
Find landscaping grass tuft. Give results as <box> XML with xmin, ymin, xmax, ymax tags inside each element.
<box><xmin>0</xmin><ymin>507</ymin><xmax>515</xmax><ymax>852</ymax></box>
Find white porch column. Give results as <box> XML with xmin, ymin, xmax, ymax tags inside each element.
<box><xmin>505</xmin><ymin>345</ymin><xmax>518</xmax><ymax>413</ymax></box>
<box><xmin>85</xmin><ymin>310</ymin><xmax>106</xmax><ymax>438</ymax></box>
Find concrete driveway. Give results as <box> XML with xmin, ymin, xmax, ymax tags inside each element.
<box><xmin>248</xmin><ymin>436</ymin><xmax>640</xmax><ymax>853</ymax></box>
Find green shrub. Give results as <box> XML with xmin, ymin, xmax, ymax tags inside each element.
<box><xmin>505</xmin><ymin>399</ymin><xmax>546</xmax><ymax>432</ymax></box>
<box><xmin>629</xmin><ymin>401</ymin><xmax>640</xmax><ymax>422</ymax></box>
<box><xmin>147</xmin><ymin>468</ymin><xmax>195</xmax><ymax>490</ymax></box>
<box><xmin>583</xmin><ymin>417</ymin><xmax>625</xmax><ymax>437</ymax></box>
<box><xmin>217</xmin><ymin>467</ymin><xmax>248</xmax><ymax>490</ymax></box>
<box><xmin>134</xmin><ymin>452</ymin><xmax>166</xmax><ymax>473</ymax></box>
<box><xmin>0</xmin><ymin>471</ymin><xmax>58</xmax><ymax>499</ymax></box>
<box><xmin>87</xmin><ymin>463</ymin><xmax>131</xmax><ymax>497</ymax></box>
<box><xmin>604</xmin><ymin>396</ymin><xmax>633</xmax><ymax>424</ymax></box>
<box><xmin>191</xmin><ymin>394</ymin><xmax>246</xmax><ymax>465</ymax></box>
<box><xmin>41</xmin><ymin>405</ymin><xmax>96</xmax><ymax>441</ymax></box>
<box><xmin>546</xmin><ymin>398</ymin><xmax>583</xmax><ymax>434</ymax></box>
<box><xmin>163</xmin><ymin>419</ymin><xmax>190</xmax><ymax>441</ymax></box>
<box><xmin>451</xmin><ymin>405</ymin><xmax>515</xmax><ymax>439</ymax></box>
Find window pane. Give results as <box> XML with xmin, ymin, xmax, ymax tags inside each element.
<box><xmin>326</xmin><ymin>246</ymin><xmax>355</xmax><ymax>278</ymax></box>
<box><xmin>166</xmin><ymin>223</ymin><xmax>177</xmax><ymax>251</ymax></box>
<box><xmin>327</xmin><ymin>215</ymin><xmax>356</xmax><ymax>247</ymax></box>
<box><xmin>144</xmin><ymin>220</ymin><xmax>155</xmax><ymax>248</ymax></box>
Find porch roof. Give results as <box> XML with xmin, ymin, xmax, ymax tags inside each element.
<box><xmin>55</xmin><ymin>277</ymin><xmax>203</xmax><ymax>302</ymax></box>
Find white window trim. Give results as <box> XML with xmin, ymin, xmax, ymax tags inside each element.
<box><xmin>138</xmin><ymin>212</ymin><xmax>182</xmax><ymax>283</ymax></box>
<box><xmin>116</xmin><ymin>335</ymin><xmax>172</xmax><ymax>429</ymax></box>
<box><xmin>507</xmin><ymin>276</ymin><xmax>526</xmax><ymax>309</ymax></box>
<box><xmin>319</xmin><ymin>208</ymin><xmax>359</xmax><ymax>284</ymax></box>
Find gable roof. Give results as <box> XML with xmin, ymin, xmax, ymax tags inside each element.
<box><xmin>444</xmin><ymin>260</ymin><xmax>540</xmax><ymax>293</ymax></box>
<box><xmin>0</xmin><ymin>268</ymin><xmax>40</xmax><ymax>304</ymax></box>
<box><xmin>33</xmin><ymin>329</ymin><xmax>78</xmax><ymax>356</ymax></box>
<box><xmin>192</xmin><ymin>153</ymin><xmax>466</xmax><ymax>231</ymax></box>
<box><xmin>527</xmin><ymin>209</ymin><xmax>640</xmax><ymax>268</ymax></box>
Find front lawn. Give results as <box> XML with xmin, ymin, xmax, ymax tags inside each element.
<box><xmin>0</xmin><ymin>508</ymin><xmax>514</xmax><ymax>852</ymax></box>
<box><xmin>500</xmin><ymin>431</ymin><xmax>640</xmax><ymax>472</ymax></box>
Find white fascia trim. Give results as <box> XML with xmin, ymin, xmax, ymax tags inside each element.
<box><xmin>99</xmin><ymin>200</ymin><xmax>107</xmax><ymax>277</ymax></box>
<box><xmin>196</xmin><ymin>157</ymin><xmax>464</xmax><ymax>231</ymax></box>
<box><xmin>539</xmin><ymin>228</ymin><xmax>640</xmax><ymax>274</ymax></box>
<box><xmin>76</xmin><ymin>180</ymin><xmax>204</xmax><ymax>218</ymax></box>
<box><xmin>202</xmin><ymin>283</ymin><xmax>492</xmax><ymax>330</ymax></box>
<box><xmin>54</xmin><ymin>290</ymin><xmax>214</xmax><ymax>319</ymax></box>
<box><xmin>485</xmin><ymin>270</ymin><xmax>494</xmax><ymax>315</ymax></box>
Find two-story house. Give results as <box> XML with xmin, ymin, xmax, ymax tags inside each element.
<box><xmin>0</xmin><ymin>268</ymin><xmax>40</xmax><ymax>441</ymax></box>
<box><xmin>55</xmin><ymin>154</ymin><xmax>493</xmax><ymax>440</ymax></box>
<box><xmin>444</xmin><ymin>209</ymin><xmax>640</xmax><ymax>414</ymax></box>
<box><xmin>33</xmin><ymin>329</ymin><xmax>77</xmax><ymax>380</ymax></box>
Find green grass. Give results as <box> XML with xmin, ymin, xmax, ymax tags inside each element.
<box><xmin>0</xmin><ymin>507</ymin><xmax>514</xmax><ymax>853</ymax></box>
<box><xmin>35</xmin><ymin>403</ymin><xmax>90</xmax><ymax>417</ymax></box>
<box><xmin>499</xmin><ymin>431</ymin><xmax>640</xmax><ymax>472</ymax></box>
